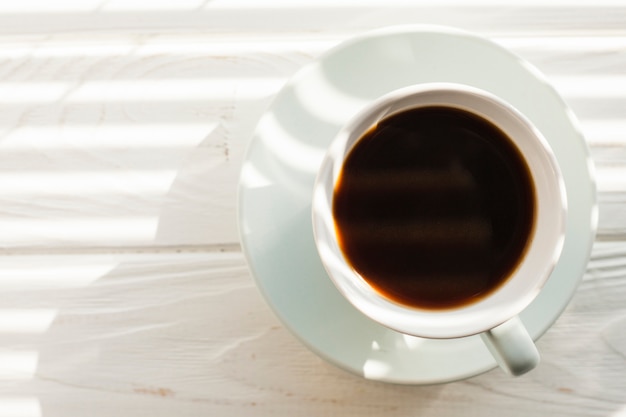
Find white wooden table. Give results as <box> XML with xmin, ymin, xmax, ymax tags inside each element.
<box><xmin>0</xmin><ymin>1</ymin><xmax>624</xmax><ymax>416</ymax></box>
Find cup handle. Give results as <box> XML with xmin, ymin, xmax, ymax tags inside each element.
<box><xmin>479</xmin><ymin>316</ymin><xmax>539</xmax><ymax>376</ymax></box>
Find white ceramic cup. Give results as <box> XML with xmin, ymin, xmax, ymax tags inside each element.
<box><xmin>311</xmin><ymin>83</ymin><xmax>567</xmax><ymax>376</ymax></box>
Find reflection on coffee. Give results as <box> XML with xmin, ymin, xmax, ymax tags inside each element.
<box><xmin>333</xmin><ymin>106</ymin><xmax>536</xmax><ymax>310</ymax></box>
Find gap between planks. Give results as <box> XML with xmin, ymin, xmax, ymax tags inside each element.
<box><xmin>0</xmin><ymin>243</ymin><xmax>242</xmax><ymax>256</ymax></box>
<box><xmin>0</xmin><ymin>232</ymin><xmax>623</xmax><ymax>256</ymax></box>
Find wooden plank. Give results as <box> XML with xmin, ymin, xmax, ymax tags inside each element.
<box><xmin>0</xmin><ymin>4</ymin><xmax>624</xmax><ymax>36</ymax></box>
<box><xmin>0</xmin><ymin>33</ymin><xmax>624</xmax><ymax>248</ymax></box>
<box><xmin>0</xmin><ymin>244</ymin><xmax>622</xmax><ymax>416</ymax></box>
<box><xmin>0</xmin><ymin>34</ymin><xmax>293</xmax><ymax>248</ymax></box>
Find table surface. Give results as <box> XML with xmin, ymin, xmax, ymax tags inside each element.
<box><xmin>0</xmin><ymin>1</ymin><xmax>625</xmax><ymax>416</ymax></box>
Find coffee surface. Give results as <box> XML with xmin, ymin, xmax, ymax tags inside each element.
<box><xmin>333</xmin><ymin>106</ymin><xmax>535</xmax><ymax>309</ymax></box>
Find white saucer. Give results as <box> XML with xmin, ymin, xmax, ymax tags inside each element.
<box><xmin>237</xmin><ymin>25</ymin><xmax>597</xmax><ymax>384</ymax></box>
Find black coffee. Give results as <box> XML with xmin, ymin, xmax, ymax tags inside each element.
<box><xmin>333</xmin><ymin>106</ymin><xmax>535</xmax><ymax>310</ymax></box>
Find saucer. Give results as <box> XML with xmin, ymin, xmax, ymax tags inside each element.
<box><xmin>237</xmin><ymin>25</ymin><xmax>597</xmax><ymax>384</ymax></box>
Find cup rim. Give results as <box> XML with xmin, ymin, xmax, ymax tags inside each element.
<box><xmin>311</xmin><ymin>82</ymin><xmax>567</xmax><ymax>339</ymax></box>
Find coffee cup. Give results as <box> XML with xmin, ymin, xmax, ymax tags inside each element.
<box><xmin>311</xmin><ymin>83</ymin><xmax>567</xmax><ymax>376</ymax></box>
